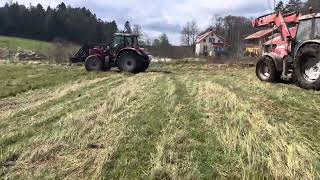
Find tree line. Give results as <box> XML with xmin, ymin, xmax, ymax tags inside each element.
<box><xmin>275</xmin><ymin>0</ymin><xmax>320</xmax><ymax>14</ymax></box>
<box><xmin>180</xmin><ymin>0</ymin><xmax>320</xmax><ymax>55</ymax></box>
<box><xmin>0</xmin><ymin>2</ymin><xmax>118</xmax><ymax>44</ymax></box>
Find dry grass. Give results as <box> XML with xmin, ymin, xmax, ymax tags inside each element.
<box><xmin>0</xmin><ymin>62</ymin><xmax>319</xmax><ymax>179</ymax></box>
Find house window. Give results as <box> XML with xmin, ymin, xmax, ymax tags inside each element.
<box><xmin>218</xmin><ymin>40</ymin><xmax>221</xmax><ymax>43</ymax></box>
<box><xmin>204</xmin><ymin>45</ymin><xmax>208</xmax><ymax>51</ymax></box>
<box><xmin>203</xmin><ymin>39</ymin><xmax>206</xmax><ymax>43</ymax></box>
<box><xmin>209</xmin><ymin>38</ymin><xmax>215</xmax><ymax>43</ymax></box>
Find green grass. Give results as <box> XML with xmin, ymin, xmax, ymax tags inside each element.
<box><xmin>0</xmin><ymin>62</ymin><xmax>319</xmax><ymax>179</ymax></box>
<box><xmin>0</xmin><ymin>36</ymin><xmax>53</xmax><ymax>52</ymax></box>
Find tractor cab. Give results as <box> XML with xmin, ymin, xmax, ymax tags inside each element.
<box><xmin>296</xmin><ymin>13</ymin><xmax>320</xmax><ymax>44</ymax></box>
<box><xmin>113</xmin><ymin>33</ymin><xmax>139</xmax><ymax>50</ymax></box>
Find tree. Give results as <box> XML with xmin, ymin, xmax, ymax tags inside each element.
<box><xmin>124</xmin><ymin>21</ymin><xmax>132</xmax><ymax>33</ymax></box>
<box><xmin>304</xmin><ymin>0</ymin><xmax>320</xmax><ymax>13</ymax></box>
<box><xmin>212</xmin><ymin>14</ymin><xmax>224</xmax><ymax>35</ymax></box>
<box><xmin>285</xmin><ymin>0</ymin><xmax>303</xmax><ymax>13</ymax></box>
<box><xmin>159</xmin><ymin>33</ymin><xmax>170</xmax><ymax>47</ymax></box>
<box><xmin>275</xmin><ymin>1</ymin><xmax>285</xmax><ymax>12</ymax></box>
<box><xmin>153</xmin><ymin>39</ymin><xmax>160</xmax><ymax>46</ymax></box>
<box><xmin>181</xmin><ymin>20</ymin><xmax>199</xmax><ymax>46</ymax></box>
<box><xmin>133</xmin><ymin>24</ymin><xmax>143</xmax><ymax>36</ymax></box>
<box><xmin>0</xmin><ymin>2</ymin><xmax>118</xmax><ymax>43</ymax></box>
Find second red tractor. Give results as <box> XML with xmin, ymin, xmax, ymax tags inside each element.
<box><xmin>253</xmin><ymin>11</ymin><xmax>320</xmax><ymax>90</ymax></box>
<box><xmin>71</xmin><ymin>33</ymin><xmax>150</xmax><ymax>73</ymax></box>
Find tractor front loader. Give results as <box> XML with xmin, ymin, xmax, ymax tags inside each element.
<box><xmin>253</xmin><ymin>11</ymin><xmax>320</xmax><ymax>90</ymax></box>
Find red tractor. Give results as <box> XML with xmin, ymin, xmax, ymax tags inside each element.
<box><xmin>71</xmin><ymin>33</ymin><xmax>150</xmax><ymax>73</ymax></box>
<box><xmin>253</xmin><ymin>11</ymin><xmax>320</xmax><ymax>90</ymax></box>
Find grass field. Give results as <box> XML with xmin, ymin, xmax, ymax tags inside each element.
<box><xmin>0</xmin><ymin>36</ymin><xmax>79</xmax><ymax>62</ymax></box>
<box><xmin>0</xmin><ymin>36</ymin><xmax>53</xmax><ymax>53</ymax></box>
<box><xmin>0</xmin><ymin>62</ymin><xmax>319</xmax><ymax>179</ymax></box>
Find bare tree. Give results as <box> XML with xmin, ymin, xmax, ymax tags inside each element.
<box><xmin>212</xmin><ymin>14</ymin><xmax>224</xmax><ymax>35</ymax></box>
<box><xmin>133</xmin><ymin>24</ymin><xmax>143</xmax><ymax>37</ymax></box>
<box><xmin>181</xmin><ymin>20</ymin><xmax>199</xmax><ymax>46</ymax></box>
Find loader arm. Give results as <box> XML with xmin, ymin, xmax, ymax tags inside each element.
<box><xmin>252</xmin><ymin>12</ymin><xmax>301</xmax><ymax>41</ymax></box>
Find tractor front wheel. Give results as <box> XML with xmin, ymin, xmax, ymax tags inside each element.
<box><xmin>256</xmin><ymin>57</ymin><xmax>281</xmax><ymax>82</ymax></box>
<box><xmin>294</xmin><ymin>44</ymin><xmax>320</xmax><ymax>90</ymax></box>
<box><xmin>85</xmin><ymin>55</ymin><xmax>104</xmax><ymax>71</ymax></box>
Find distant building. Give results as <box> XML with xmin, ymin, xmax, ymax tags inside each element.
<box><xmin>244</xmin><ymin>28</ymin><xmax>275</xmax><ymax>57</ymax></box>
<box><xmin>195</xmin><ymin>29</ymin><xmax>225</xmax><ymax>57</ymax></box>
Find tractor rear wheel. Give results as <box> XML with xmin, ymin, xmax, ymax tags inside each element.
<box><xmin>138</xmin><ymin>58</ymin><xmax>150</xmax><ymax>73</ymax></box>
<box><xmin>118</xmin><ymin>51</ymin><xmax>139</xmax><ymax>73</ymax></box>
<box><xmin>294</xmin><ymin>44</ymin><xmax>320</xmax><ymax>90</ymax></box>
<box><xmin>256</xmin><ymin>56</ymin><xmax>281</xmax><ymax>82</ymax></box>
<box><xmin>85</xmin><ymin>55</ymin><xmax>104</xmax><ymax>71</ymax></box>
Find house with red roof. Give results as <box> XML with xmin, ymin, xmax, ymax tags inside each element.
<box><xmin>195</xmin><ymin>29</ymin><xmax>225</xmax><ymax>56</ymax></box>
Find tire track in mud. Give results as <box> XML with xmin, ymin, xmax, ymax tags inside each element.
<box><xmin>5</xmin><ymin>73</ymin><xmax>164</xmax><ymax>179</ymax></box>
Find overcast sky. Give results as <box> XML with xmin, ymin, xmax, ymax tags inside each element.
<box><xmin>0</xmin><ymin>0</ymin><xmax>291</xmax><ymax>44</ymax></box>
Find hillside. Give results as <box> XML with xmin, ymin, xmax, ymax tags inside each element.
<box><xmin>0</xmin><ymin>36</ymin><xmax>79</xmax><ymax>62</ymax></box>
<box><xmin>0</xmin><ymin>36</ymin><xmax>53</xmax><ymax>52</ymax></box>
<box><xmin>0</xmin><ymin>62</ymin><xmax>319</xmax><ymax>179</ymax></box>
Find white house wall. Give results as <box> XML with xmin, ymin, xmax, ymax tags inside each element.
<box><xmin>195</xmin><ymin>32</ymin><xmax>223</xmax><ymax>56</ymax></box>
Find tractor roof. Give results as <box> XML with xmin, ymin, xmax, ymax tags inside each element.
<box><xmin>114</xmin><ymin>32</ymin><xmax>139</xmax><ymax>37</ymax></box>
<box><xmin>300</xmin><ymin>13</ymin><xmax>320</xmax><ymax>21</ymax></box>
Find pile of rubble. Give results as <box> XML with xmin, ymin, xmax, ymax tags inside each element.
<box><xmin>0</xmin><ymin>48</ymin><xmax>9</xmax><ymax>59</ymax></box>
<box><xmin>0</xmin><ymin>47</ymin><xmax>46</xmax><ymax>60</ymax></box>
<box><xmin>14</xmin><ymin>47</ymin><xmax>46</xmax><ymax>60</ymax></box>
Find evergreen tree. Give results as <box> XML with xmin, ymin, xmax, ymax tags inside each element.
<box><xmin>285</xmin><ymin>0</ymin><xmax>303</xmax><ymax>13</ymax></box>
<box><xmin>275</xmin><ymin>1</ymin><xmax>285</xmax><ymax>12</ymax></box>
<box><xmin>0</xmin><ymin>2</ymin><xmax>118</xmax><ymax>43</ymax></box>
<box><xmin>159</xmin><ymin>33</ymin><xmax>170</xmax><ymax>47</ymax></box>
<box><xmin>124</xmin><ymin>21</ymin><xmax>132</xmax><ymax>33</ymax></box>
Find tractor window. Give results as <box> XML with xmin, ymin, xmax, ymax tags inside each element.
<box><xmin>315</xmin><ymin>18</ymin><xmax>320</xmax><ymax>39</ymax></box>
<box><xmin>133</xmin><ymin>37</ymin><xmax>138</xmax><ymax>47</ymax></box>
<box><xmin>113</xmin><ymin>36</ymin><xmax>124</xmax><ymax>48</ymax></box>
<box><xmin>125</xmin><ymin>36</ymin><xmax>133</xmax><ymax>46</ymax></box>
<box><xmin>296</xmin><ymin>20</ymin><xmax>313</xmax><ymax>43</ymax></box>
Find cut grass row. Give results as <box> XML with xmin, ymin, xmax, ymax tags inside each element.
<box><xmin>0</xmin><ymin>62</ymin><xmax>319</xmax><ymax>179</ymax></box>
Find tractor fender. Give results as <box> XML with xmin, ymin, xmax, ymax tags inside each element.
<box><xmin>90</xmin><ymin>54</ymin><xmax>104</xmax><ymax>62</ymax></box>
<box><xmin>262</xmin><ymin>52</ymin><xmax>284</xmax><ymax>71</ymax></box>
<box><xmin>294</xmin><ymin>40</ymin><xmax>320</xmax><ymax>60</ymax></box>
<box><xmin>116</xmin><ymin>48</ymin><xmax>147</xmax><ymax>59</ymax></box>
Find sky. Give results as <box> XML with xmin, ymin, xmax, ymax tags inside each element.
<box><xmin>0</xmin><ymin>0</ymin><xmax>290</xmax><ymax>45</ymax></box>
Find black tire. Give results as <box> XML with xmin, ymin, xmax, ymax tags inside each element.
<box><xmin>138</xmin><ymin>56</ymin><xmax>150</xmax><ymax>72</ymax></box>
<box><xmin>118</xmin><ymin>51</ymin><xmax>139</xmax><ymax>73</ymax></box>
<box><xmin>140</xmin><ymin>60</ymin><xmax>150</xmax><ymax>72</ymax></box>
<box><xmin>104</xmin><ymin>57</ymin><xmax>111</xmax><ymax>71</ymax></box>
<box><xmin>256</xmin><ymin>57</ymin><xmax>281</xmax><ymax>82</ymax></box>
<box><xmin>85</xmin><ymin>55</ymin><xmax>104</xmax><ymax>71</ymax></box>
<box><xmin>294</xmin><ymin>43</ymin><xmax>320</xmax><ymax>90</ymax></box>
